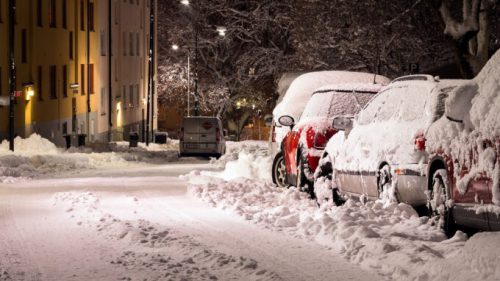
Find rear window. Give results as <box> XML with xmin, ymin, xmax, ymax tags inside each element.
<box><xmin>183</xmin><ymin>118</ymin><xmax>219</xmax><ymax>133</ymax></box>
<box><xmin>300</xmin><ymin>90</ymin><xmax>376</xmax><ymax>121</ymax></box>
<box><xmin>358</xmin><ymin>84</ymin><xmax>432</xmax><ymax>124</ymax></box>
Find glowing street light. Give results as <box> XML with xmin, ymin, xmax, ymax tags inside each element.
<box><xmin>172</xmin><ymin>44</ymin><xmax>179</xmax><ymax>51</ymax></box>
<box><xmin>180</xmin><ymin>0</ymin><xmax>190</xmax><ymax>6</ymax></box>
<box><xmin>216</xmin><ymin>26</ymin><xmax>227</xmax><ymax>37</ymax></box>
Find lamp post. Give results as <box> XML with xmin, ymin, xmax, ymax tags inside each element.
<box><xmin>172</xmin><ymin>44</ymin><xmax>191</xmax><ymax>117</ymax></box>
<box><xmin>8</xmin><ymin>0</ymin><xmax>16</xmax><ymax>151</ymax></box>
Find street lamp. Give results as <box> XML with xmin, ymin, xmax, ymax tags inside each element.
<box><xmin>216</xmin><ymin>26</ymin><xmax>227</xmax><ymax>37</ymax></box>
<box><xmin>172</xmin><ymin>44</ymin><xmax>191</xmax><ymax>116</ymax></box>
<box><xmin>180</xmin><ymin>0</ymin><xmax>189</xmax><ymax>5</ymax></box>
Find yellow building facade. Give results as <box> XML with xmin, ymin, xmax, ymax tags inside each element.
<box><xmin>0</xmin><ymin>0</ymin><xmax>157</xmax><ymax>147</ymax></box>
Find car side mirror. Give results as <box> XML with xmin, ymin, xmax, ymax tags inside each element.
<box><xmin>445</xmin><ymin>82</ymin><xmax>478</xmax><ymax>124</ymax></box>
<box><xmin>332</xmin><ymin>116</ymin><xmax>353</xmax><ymax>131</ymax></box>
<box><xmin>278</xmin><ymin>115</ymin><xmax>295</xmax><ymax>128</ymax></box>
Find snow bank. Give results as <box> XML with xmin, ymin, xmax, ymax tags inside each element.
<box><xmin>0</xmin><ymin>134</ymin><xmax>61</xmax><ymax>155</ymax></box>
<box><xmin>187</xmin><ymin>142</ymin><xmax>500</xmax><ymax>281</ymax></box>
<box><xmin>208</xmin><ymin>141</ymin><xmax>271</xmax><ymax>181</ymax></box>
<box><xmin>0</xmin><ymin>134</ymin><xmax>179</xmax><ymax>183</ymax></box>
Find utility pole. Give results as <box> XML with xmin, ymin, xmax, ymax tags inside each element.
<box><xmin>146</xmin><ymin>0</ymin><xmax>155</xmax><ymax>146</ymax></box>
<box><xmin>86</xmin><ymin>0</ymin><xmax>91</xmax><ymax>142</ymax></box>
<box><xmin>150</xmin><ymin>0</ymin><xmax>156</xmax><ymax>142</ymax></box>
<box><xmin>108</xmin><ymin>0</ymin><xmax>113</xmax><ymax>142</ymax></box>
<box><xmin>193</xmin><ymin>28</ymin><xmax>199</xmax><ymax>116</ymax></box>
<box><xmin>8</xmin><ymin>0</ymin><xmax>16</xmax><ymax>151</ymax></box>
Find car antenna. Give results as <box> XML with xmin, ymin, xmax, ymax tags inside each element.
<box><xmin>373</xmin><ymin>49</ymin><xmax>381</xmax><ymax>84</ymax></box>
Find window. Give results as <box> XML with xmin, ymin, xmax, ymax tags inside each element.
<box><xmin>100</xmin><ymin>31</ymin><xmax>106</xmax><ymax>56</ymax></box>
<box><xmin>129</xmin><ymin>32</ymin><xmax>134</xmax><ymax>56</ymax></box>
<box><xmin>62</xmin><ymin>0</ymin><xmax>67</xmax><ymax>28</ymax></box>
<box><xmin>38</xmin><ymin>66</ymin><xmax>43</xmax><ymax>101</ymax></box>
<box><xmin>129</xmin><ymin>85</ymin><xmax>134</xmax><ymax>107</ymax></box>
<box><xmin>89</xmin><ymin>2</ymin><xmax>94</xmax><ymax>31</ymax></box>
<box><xmin>0</xmin><ymin>0</ymin><xmax>3</xmax><ymax>23</ymax></box>
<box><xmin>62</xmin><ymin>122</ymin><xmax>68</xmax><ymax>135</ymax></box>
<box><xmin>81</xmin><ymin>64</ymin><xmax>85</xmax><ymax>95</ymax></box>
<box><xmin>136</xmin><ymin>33</ymin><xmax>140</xmax><ymax>56</ymax></box>
<box><xmin>49</xmin><ymin>0</ymin><xmax>56</xmax><ymax>27</ymax></box>
<box><xmin>100</xmin><ymin>88</ymin><xmax>106</xmax><ymax>114</ymax></box>
<box><xmin>21</xmin><ymin>29</ymin><xmax>27</xmax><ymax>63</ymax></box>
<box><xmin>0</xmin><ymin>67</ymin><xmax>2</xmax><ymax>96</ymax></box>
<box><xmin>89</xmin><ymin>64</ymin><xmax>94</xmax><ymax>94</ymax></box>
<box><xmin>80</xmin><ymin>0</ymin><xmax>85</xmax><ymax>31</ymax></box>
<box><xmin>37</xmin><ymin>0</ymin><xmax>43</xmax><ymax>26</ymax></box>
<box><xmin>114</xmin><ymin>1</ymin><xmax>119</xmax><ymax>25</ymax></box>
<box><xmin>123</xmin><ymin>32</ymin><xmax>127</xmax><ymax>56</ymax></box>
<box><xmin>69</xmin><ymin>31</ymin><xmax>73</xmax><ymax>60</ymax></box>
<box><xmin>50</xmin><ymin>65</ymin><xmax>57</xmax><ymax>99</ymax></box>
<box><xmin>123</xmin><ymin>86</ymin><xmax>127</xmax><ymax>110</ymax></box>
<box><xmin>62</xmin><ymin>65</ymin><xmax>68</xmax><ymax>97</ymax></box>
<box><xmin>135</xmin><ymin>84</ymin><xmax>139</xmax><ymax>106</ymax></box>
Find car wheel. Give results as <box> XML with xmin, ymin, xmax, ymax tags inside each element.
<box><xmin>313</xmin><ymin>154</ymin><xmax>334</xmax><ymax>205</ymax></box>
<box><xmin>377</xmin><ymin>164</ymin><xmax>397</xmax><ymax>202</ymax></box>
<box><xmin>297</xmin><ymin>154</ymin><xmax>315</xmax><ymax>199</ymax></box>
<box><xmin>272</xmin><ymin>152</ymin><xmax>288</xmax><ymax>188</ymax></box>
<box><xmin>428</xmin><ymin>169</ymin><xmax>456</xmax><ymax>237</ymax></box>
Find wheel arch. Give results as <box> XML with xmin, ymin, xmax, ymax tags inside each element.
<box><xmin>428</xmin><ymin>156</ymin><xmax>447</xmax><ymax>191</ymax></box>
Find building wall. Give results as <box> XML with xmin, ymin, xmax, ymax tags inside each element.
<box><xmin>0</xmin><ymin>0</ymin><xmax>157</xmax><ymax>147</ymax></box>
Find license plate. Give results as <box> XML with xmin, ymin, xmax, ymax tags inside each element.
<box><xmin>185</xmin><ymin>143</ymin><xmax>198</xmax><ymax>149</ymax></box>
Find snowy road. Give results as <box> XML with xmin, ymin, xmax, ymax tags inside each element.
<box><xmin>0</xmin><ymin>159</ymin><xmax>382</xmax><ymax>281</ymax></box>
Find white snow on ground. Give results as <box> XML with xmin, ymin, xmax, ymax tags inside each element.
<box><xmin>186</xmin><ymin>142</ymin><xmax>500</xmax><ymax>281</ymax></box>
<box><xmin>0</xmin><ymin>134</ymin><xmax>179</xmax><ymax>183</ymax></box>
<box><xmin>207</xmin><ymin>141</ymin><xmax>271</xmax><ymax>181</ymax></box>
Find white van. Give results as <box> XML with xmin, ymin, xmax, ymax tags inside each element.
<box><xmin>179</xmin><ymin>116</ymin><xmax>226</xmax><ymax>158</ymax></box>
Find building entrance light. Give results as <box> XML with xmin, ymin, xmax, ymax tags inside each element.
<box><xmin>23</xmin><ymin>82</ymin><xmax>35</xmax><ymax>101</ymax></box>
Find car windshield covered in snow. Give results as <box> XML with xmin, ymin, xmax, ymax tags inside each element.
<box><xmin>300</xmin><ymin>90</ymin><xmax>376</xmax><ymax>122</ymax></box>
<box><xmin>357</xmin><ymin>84</ymin><xmax>435</xmax><ymax>125</ymax></box>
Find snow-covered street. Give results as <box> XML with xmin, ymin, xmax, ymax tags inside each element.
<box><xmin>1</xmin><ymin>138</ymin><xmax>499</xmax><ymax>281</ymax></box>
<box><xmin>0</xmin><ymin>158</ymin><xmax>380</xmax><ymax>281</ymax></box>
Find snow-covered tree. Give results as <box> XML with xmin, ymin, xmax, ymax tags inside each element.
<box><xmin>433</xmin><ymin>0</ymin><xmax>498</xmax><ymax>77</ymax></box>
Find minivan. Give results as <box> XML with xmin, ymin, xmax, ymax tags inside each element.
<box><xmin>179</xmin><ymin>116</ymin><xmax>226</xmax><ymax>158</ymax></box>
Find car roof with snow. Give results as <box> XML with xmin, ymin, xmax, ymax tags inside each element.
<box><xmin>312</xmin><ymin>82</ymin><xmax>385</xmax><ymax>94</ymax></box>
<box><xmin>273</xmin><ymin>71</ymin><xmax>390</xmax><ymax>121</ymax></box>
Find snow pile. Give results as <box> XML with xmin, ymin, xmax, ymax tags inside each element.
<box><xmin>187</xmin><ymin>174</ymin><xmax>500</xmax><ymax>281</ymax></box>
<box><xmin>0</xmin><ymin>134</ymin><xmax>61</xmax><ymax>155</ymax></box>
<box><xmin>0</xmin><ymin>134</ymin><xmax>179</xmax><ymax>182</ymax></box>
<box><xmin>207</xmin><ymin>141</ymin><xmax>271</xmax><ymax>181</ymax></box>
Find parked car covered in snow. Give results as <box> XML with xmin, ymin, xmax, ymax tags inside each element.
<box><xmin>425</xmin><ymin>51</ymin><xmax>500</xmax><ymax>236</ymax></box>
<box><xmin>271</xmin><ymin>71</ymin><xmax>390</xmax><ymax>188</ymax></box>
<box><xmin>314</xmin><ymin>75</ymin><xmax>467</xmax><ymax>208</ymax></box>
<box><xmin>278</xmin><ymin>83</ymin><xmax>384</xmax><ymax>195</ymax></box>
<box><xmin>179</xmin><ymin>116</ymin><xmax>226</xmax><ymax>158</ymax></box>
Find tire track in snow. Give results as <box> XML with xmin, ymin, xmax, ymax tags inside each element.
<box><xmin>53</xmin><ymin>191</ymin><xmax>283</xmax><ymax>281</ymax></box>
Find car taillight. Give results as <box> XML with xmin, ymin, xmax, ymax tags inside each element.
<box><xmin>313</xmin><ymin>132</ymin><xmax>327</xmax><ymax>149</ymax></box>
<box><xmin>272</xmin><ymin>125</ymin><xmax>276</xmax><ymax>143</ymax></box>
<box><xmin>216</xmin><ymin>128</ymin><xmax>221</xmax><ymax>142</ymax></box>
<box><xmin>414</xmin><ymin>133</ymin><xmax>426</xmax><ymax>151</ymax></box>
<box><xmin>179</xmin><ymin>128</ymin><xmax>184</xmax><ymax>141</ymax></box>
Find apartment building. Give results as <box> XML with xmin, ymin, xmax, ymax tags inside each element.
<box><xmin>0</xmin><ymin>0</ymin><xmax>157</xmax><ymax>147</ymax></box>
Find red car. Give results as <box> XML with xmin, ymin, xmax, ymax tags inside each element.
<box><xmin>426</xmin><ymin>63</ymin><xmax>500</xmax><ymax>236</ymax></box>
<box><xmin>278</xmin><ymin>83</ymin><xmax>384</xmax><ymax>195</ymax></box>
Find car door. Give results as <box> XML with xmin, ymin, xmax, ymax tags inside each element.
<box><xmin>283</xmin><ymin>129</ymin><xmax>301</xmax><ymax>177</ymax></box>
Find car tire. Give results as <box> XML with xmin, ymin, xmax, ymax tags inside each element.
<box><xmin>377</xmin><ymin>164</ymin><xmax>398</xmax><ymax>202</ymax></box>
<box><xmin>428</xmin><ymin>169</ymin><xmax>456</xmax><ymax>237</ymax></box>
<box><xmin>297</xmin><ymin>154</ymin><xmax>315</xmax><ymax>199</ymax></box>
<box><xmin>272</xmin><ymin>152</ymin><xmax>288</xmax><ymax>188</ymax></box>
